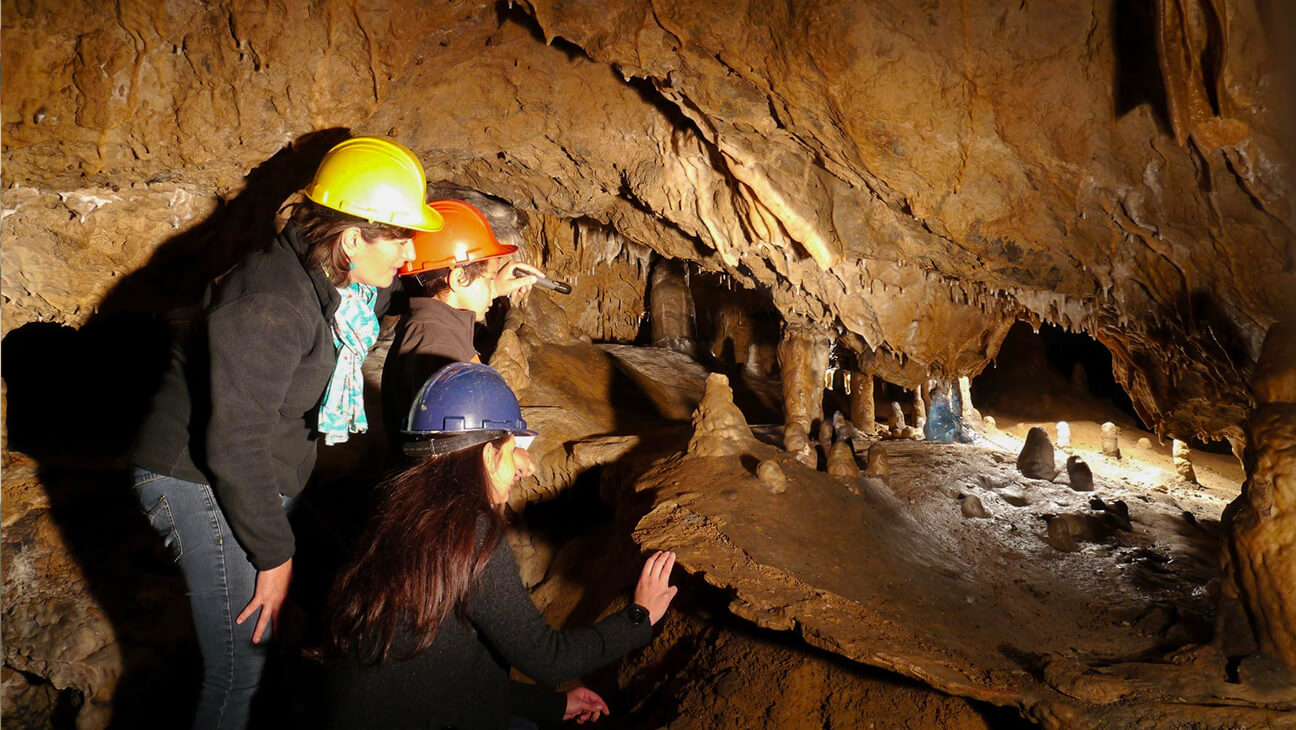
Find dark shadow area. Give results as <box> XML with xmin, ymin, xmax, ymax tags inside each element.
<box><xmin>1</xmin><ymin>128</ymin><xmax>354</xmax><ymax>729</ymax></box>
<box><xmin>973</xmin><ymin>321</ymin><xmax>1142</xmax><ymax>426</ymax></box>
<box><xmin>1111</xmin><ymin>0</ymin><xmax>1172</xmax><ymax>133</ymax></box>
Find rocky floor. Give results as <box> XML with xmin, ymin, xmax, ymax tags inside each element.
<box><xmin>624</xmin><ymin>380</ymin><xmax>1294</xmax><ymax>728</ymax></box>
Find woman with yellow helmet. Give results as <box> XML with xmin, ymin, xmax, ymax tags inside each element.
<box><xmin>130</xmin><ymin>137</ymin><xmax>443</xmax><ymax>730</ymax></box>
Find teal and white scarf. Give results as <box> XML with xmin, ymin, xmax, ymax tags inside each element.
<box><xmin>318</xmin><ymin>282</ymin><xmax>379</xmax><ymax>445</ymax></box>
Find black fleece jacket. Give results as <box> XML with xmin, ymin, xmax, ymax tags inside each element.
<box><xmin>323</xmin><ymin>535</ymin><xmax>653</xmax><ymax>730</ymax></box>
<box><xmin>132</xmin><ymin>225</ymin><xmax>391</xmax><ymax>570</ymax></box>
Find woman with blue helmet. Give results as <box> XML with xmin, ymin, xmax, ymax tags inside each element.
<box><xmin>318</xmin><ymin>363</ymin><xmax>678</xmax><ymax>729</ymax></box>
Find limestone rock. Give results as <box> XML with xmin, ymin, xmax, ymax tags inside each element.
<box><xmin>827</xmin><ymin>441</ymin><xmax>860</xmax><ymax>478</ymax></box>
<box><xmin>757</xmin><ymin>460</ymin><xmax>788</xmax><ymax>494</ymax></box>
<box><xmin>888</xmin><ymin>401</ymin><xmax>906</xmax><ymax>436</ymax></box>
<box><xmin>687</xmin><ymin>373</ymin><xmax>759</xmax><ymax>458</ymax></box>
<box><xmin>1017</xmin><ymin>426</ymin><xmax>1057</xmax><ymax>480</ymax></box>
<box><xmin>817</xmin><ymin>420</ymin><xmax>834</xmax><ymax>458</ymax></box>
<box><xmin>488</xmin><ymin>328</ymin><xmax>532</xmax><ymax>393</ymax></box>
<box><xmin>850</xmin><ymin>372</ymin><xmax>876</xmax><ymax>433</ymax></box>
<box><xmin>864</xmin><ymin>443</ymin><xmax>890</xmax><ymax>484</ymax></box>
<box><xmin>1224</xmin><ymin>321</ymin><xmax>1296</xmax><ymax>669</ymax></box>
<box><xmin>1056</xmin><ymin>421</ymin><xmax>1070</xmax><ymax>450</ymax></box>
<box><xmin>1066</xmin><ymin>455</ymin><xmax>1094</xmax><ymax>492</ymax></box>
<box><xmin>960</xmin><ymin>494</ymin><xmax>988</xmax><ymax>519</ymax></box>
<box><xmin>1101</xmin><ymin>422</ymin><xmax>1122</xmax><ymax>459</ymax></box>
<box><xmin>1172</xmin><ymin>439</ymin><xmax>1198</xmax><ymax>484</ymax></box>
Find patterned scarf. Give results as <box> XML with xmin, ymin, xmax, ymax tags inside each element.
<box><xmin>317</xmin><ymin>282</ymin><xmax>379</xmax><ymax>445</ymax></box>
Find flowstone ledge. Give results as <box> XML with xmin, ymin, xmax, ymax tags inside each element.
<box><xmin>630</xmin><ymin>439</ymin><xmax>1296</xmax><ymax>728</ymax></box>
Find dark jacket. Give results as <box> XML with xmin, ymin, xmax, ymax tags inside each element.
<box><xmin>323</xmin><ymin>536</ymin><xmax>652</xmax><ymax>730</ymax></box>
<box><xmin>380</xmin><ymin>296</ymin><xmax>478</xmax><ymax>442</ymax></box>
<box><xmin>132</xmin><ymin>225</ymin><xmax>391</xmax><ymax>570</ymax></box>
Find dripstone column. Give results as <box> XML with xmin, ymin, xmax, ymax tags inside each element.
<box><xmin>850</xmin><ymin>371</ymin><xmax>876</xmax><ymax>435</ymax></box>
<box><xmin>778</xmin><ymin>321</ymin><xmax>830</xmax><ymax>466</ymax></box>
<box><xmin>1223</xmin><ymin>322</ymin><xmax>1296</xmax><ymax>669</ymax></box>
<box><xmin>650</xmin><ymin>259</ymin><xmax>696</xmax><ymax>357</ymax></box>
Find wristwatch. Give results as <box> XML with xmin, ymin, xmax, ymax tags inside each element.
<box><xmin>625</xmin><ymin>603</ymin><xmax>650</xmax><ymax>626</ymax></box>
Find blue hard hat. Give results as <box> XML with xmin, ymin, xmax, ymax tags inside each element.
<box><xmin>403</xmin><ymin>362</ymin><xmax>536</xmax><ymax>456</ymax></box>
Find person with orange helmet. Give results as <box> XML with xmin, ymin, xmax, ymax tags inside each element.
<box><xmin>131</xmin><ymin>137</ymin><xmax>444</xmax><ymax>730</ymax></box>
<box><xmin>380</xmin><ymin>199</ymin><xmax>547</xmax><ymax>452</ymax></box>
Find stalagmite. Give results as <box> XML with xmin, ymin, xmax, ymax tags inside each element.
<box><xmin>923</xmin><ymin>380</ymin><xmax>961</xmax><ymax>443</ymax></box>
<box><xmin>983</xmin><ymin>415</ymin><xmax>997</xmax><ymax>432</ymax></box>
<box><xmin>777</xmin><ymin>322</ymin><xmax>830</xmax><ymax>462</ymax></box>
<box><xmin>818</xmin><ymin>419</ymin><xmax>834</xmax><ymax>458</ymax></box>
<box><xmin>687</xmin><ymin>373</ymin><xmax>759</xmax><ymax>458</ymax></box>
<box><xmin>957</xmin><ymin>376</ymin><xmax>982</xmax><ymax>429</ymax></box>
<box><xmin>865</xmin><ymin>442</ymin><xmax>889</xmax><ymax>484</ymax></box>
<box><xmin>889</xmin><ymin>401</ymin><xmax>906</xmax><ymax>436</ymax></box>
<box><xmin>757</xmin><ymin>460</ymin><xmax>788</xmax><ymax>494</ymax></box>
<box><xmin>1066</xmin><ymin>455</ymin><xmax>1093</xmax><ymax>492</ymax></box>
<box><xmin>912</xmin><ymin>386</ymin><xmax>928</xmax><ymax>431</ymax></box>
<box><xmin>850</xmin><ymin>371</ymin><xmax>876</xmax><ymax>434</ymax></box>
<box><xmin>1017</xmin><ymin>426</ymin><xmax>1057</xmax><ymax>480</ymax></box>
<box><xmin>1055</xmin><ymin>421</ymin><xmax>1070</xmax><ymax>450</ymax></box>
<box><xmin>831</xmin><ymin>411</ymin><xmax>857</xmax><ymax>442</ymax></box>
<box><xmin>1137</xmin><ymin>437</ymin><xmax>1153</xmax><ymax>450</ymax></box>
<box><xmin>1101</xmin><ymin>422</ymin><xmax>1122</xmax><ymax>459</ymax></box>
<box><xmin>827</xmin><ymin>441</ymin><xmax>860</xmax><ymax>478</ymax></box>
<box><xmin>1172</xmin><ymin>439</ymin><xmax>1198</xmax><ymax>484</ymax></box>
<box><xmin>1222</xmin><ymin>322</ymin><xmax>1296</xmax><ymax>670</ymax></box>
<box><xmin>650</xmin><ymin>259</ymin><xmax>697</xmax><ymax>358</ymax></box>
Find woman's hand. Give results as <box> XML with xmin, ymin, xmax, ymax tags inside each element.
<box><xmin>633</xmin><ymin>551</ymin><xmax>678</xmax><ymax>625</ymax></box>
<box><xmin>236</xmin><ymin>557</ymin><xmax>293</xmax><ymax>643</ymax></box>
<box><xmin>563</xmin><ymin>686</ymin><xmax>610</xmax><ymax>723</ymax></box>
<box><xmin>491</xmin><ymin>261</ymin><xmax>543</xmax><ymax>299</ymax></box>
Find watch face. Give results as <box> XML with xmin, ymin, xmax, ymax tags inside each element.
<box><xmin>628</xmin><ymin>604</ymin><xmax>649</xmax><ymax>625</ymax></box>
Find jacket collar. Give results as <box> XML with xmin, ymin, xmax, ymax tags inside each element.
<box><xmin>280</xmin><ymin>223</ymin><xmax>341</xmax><ymax>320</ymax></box>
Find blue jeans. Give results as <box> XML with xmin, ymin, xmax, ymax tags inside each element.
<box><xmin>134</xmin><ymin>467</ymin><xmax>291</xmax><ymax>730</ymax></box>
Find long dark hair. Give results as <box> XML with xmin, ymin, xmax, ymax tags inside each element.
<box><xmin>287</xmin><ymin>199</ymin><xmax>412</xmax><ymax>286</ymax></box>
<box><xmin>317</xmin><ymin>438</ymin><xmax>507</xmax><ymax>664</ymax></box>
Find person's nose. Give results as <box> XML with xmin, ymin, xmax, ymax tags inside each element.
<box><xmin>513</xmin><ymin>448</ymin><xmax>537</xmax><ymax>479</ymax></box>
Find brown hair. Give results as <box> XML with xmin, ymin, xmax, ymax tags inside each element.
<box><xmin>316</xmin><ymin>438</ymin><xmax>507</xmax><ymax>664</ymax></box>
<box><xmin>288</xmin><ymin>199</ymin><xmax>413</xmax><ymax>286</ymax></box>
<box><xmin>419</xmin><ymin>260</ymin><xmax>491</xmax><ymax>298</ymax></box>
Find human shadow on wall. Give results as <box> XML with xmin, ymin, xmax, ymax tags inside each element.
<box><xmin>1</xmin><ymin>128</ymin><xmax>352</xmax><ymax>729</ymax></box>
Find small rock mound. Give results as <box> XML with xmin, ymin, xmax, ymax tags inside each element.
<box><xmin>1017</xmin><ymin>426</ymin><xmax>1057</xmax><ymax>479</ymax></box>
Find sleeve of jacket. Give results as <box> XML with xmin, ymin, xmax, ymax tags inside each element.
<box><xmin>466</xmin><ymin>540</ymin><xmax>653</xmax><ymax>688</ymax></box>
<box><xmin>507</xmin><ymin>680</ymin><xmax>565</xmax><ymax>729</ymax></box>
<box><xmin>205</xmin><ymin>292</ymin><xmax>309</xmax><ymax>570</ymax></box>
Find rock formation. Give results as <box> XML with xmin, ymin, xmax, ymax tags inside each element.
<box><xmin>1066</xmin><ymin>455</ymin><xmax>1094</xmax><ymax>492</ymax></box>
<box><xmin>687</xmin><ymin>373</ymin><xmax>759</xmax><ymax>458</ymax></box>
<box><xmin>1017</xmin><ymin>426</ymin><xmax>1058</xmax><ymax>480</ymax></box>
<box><xmin>1173</xmin><ymin>439</ymin><xmax>1198</xmax><ymax>484</ymax></box>
<box><xmin>849</xmin><ymin>371</ymin><xmax>876</xmax><ymax>435</ymax></box>
<box><xmin>3</xmin><ymin>0</ymin><xmax>1296</xmax><ymax>726</ymax></box>
<box><xmin>1223</xmin><ymin>322</ymin><xmax>1296</xmax><ymax>670</ymax></box>
<box><xmin>1101</xmin><ymin>422</ymin><xmax>1123</xmax><ymax>459</ymax></box>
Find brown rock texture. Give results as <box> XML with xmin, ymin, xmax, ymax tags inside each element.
<box><xmin>1224</xmin><ymin>322</ymin><xmax>1296</xmax><ymax>669</ymax></box>
<box><xmin>4</xmin><ymin>0</ymin><xmax>1296</xmax><ymax>726</ymax></box>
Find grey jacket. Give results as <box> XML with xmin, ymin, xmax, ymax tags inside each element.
<box><xmin>132</xmin><ymin>225</ymin><xmax>391</xmax><ymax>569</ymax></box>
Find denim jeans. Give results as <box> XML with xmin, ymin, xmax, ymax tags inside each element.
<box><xmin>134</xmin><ymin>467</ymin><xmax>291</xmax><ymax>730</ymax></box>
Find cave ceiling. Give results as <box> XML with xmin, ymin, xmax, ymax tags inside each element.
<box><xmin>2</xmin><ymin>0</ymin><xmax>1294</xmax><ymax>442</ymax></box>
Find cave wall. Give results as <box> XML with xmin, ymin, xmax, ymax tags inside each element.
<box><xmin>5</xmin><ymin>0</ymin><xmax>1294</xmax><ymax>441</ymax></box>
<box><xmin>3</xmin><ymin>1</ymin><xmax>1296</xmax><ymax>724</ymax></box>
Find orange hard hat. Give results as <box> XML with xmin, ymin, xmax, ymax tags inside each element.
<box><xmin>400</xmin><ymin>200</ymin><xmax>518</xmax><ymax>276</ymax></box>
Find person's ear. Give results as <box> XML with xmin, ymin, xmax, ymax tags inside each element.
<box><xmin>340</xmin><ymin>227</ymin><xmax>363</xmax><ymax>259</ymax></box>
<box><xmin>448</xmin><ymin>266</ymin><xmax>472</xmax><ymax>292</ymax></box>
<box><xmin>482</xmin><ymin>442</ymin><xmax>501</xmax><ymax>471</ymax></box>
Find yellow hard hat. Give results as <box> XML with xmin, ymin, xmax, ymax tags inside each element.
<box><xmin>303</xmin><ymin>137</ymin><xmax>444</xmax><ymax>232</ymax></box>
